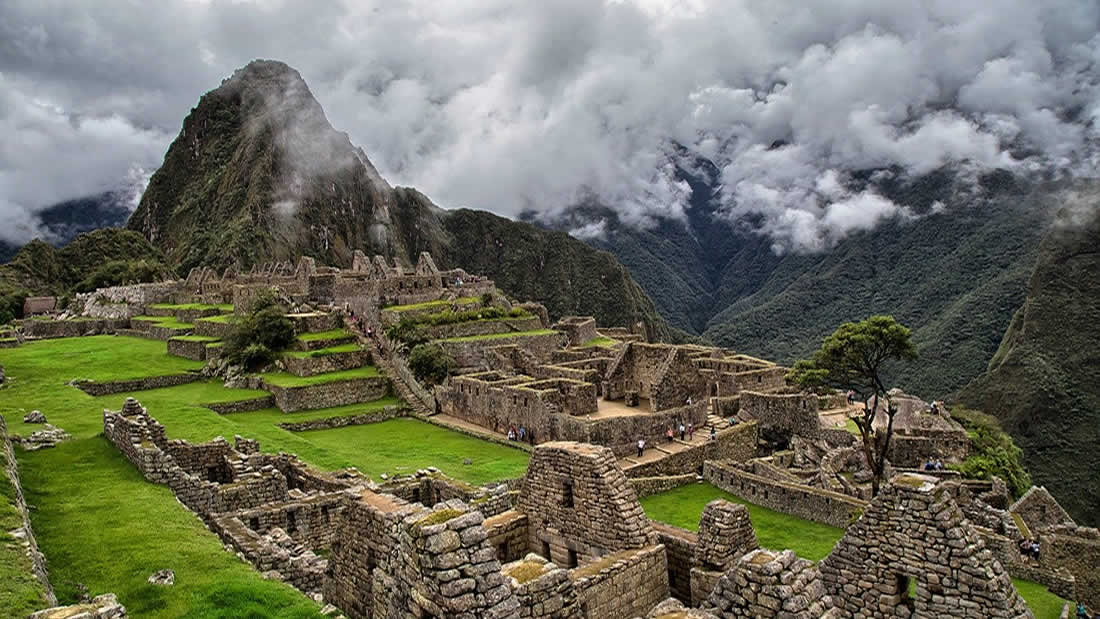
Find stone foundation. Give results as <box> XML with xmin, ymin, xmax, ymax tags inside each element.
<box><xmin>264</xmin><ymin>375</ymin><xmax>389</xmax><ymax>412</ymax></box>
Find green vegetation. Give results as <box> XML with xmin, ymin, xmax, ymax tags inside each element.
<box><xmin>640</xmin><ymin>483</ymin><xmax>844</xmax><ymax>561</ymax></box>
<box><xmin>296</xmin><ymin>329</ymin><xmax>352</xmax><ymax>342</ymax></box>
<box><xmin>581</xmin><ymin>336</ymin><xmax>617</xmax><ymax>348</ymax></box>
<box><xmin>435</xmin><ymin>329</ymin><xmax>558</xmax><ymax>343</ymax></box>
<box><xmin>385</xmin><ymin>297</ymin><xmax>481</xmax><ymax>313</ymax></box>
<box><xmin>950</xmin><ymin>407</ymin><xmax>1032</xmax><ymax>498</ymax></box>
<box><xmin>222</xmin><ymin>293</ymin><xmax>295</xmax><ymax>369</ymax></box>
<box><xmin>283</xmin><ymin>343</ymin><xmax>363</xmax><ymax>359</ymax></box>
<box><xmin>0</xmin><ymin>436</ymin><xmax>50</xmax><ymax>615</ymax></box>
<box><xmin>170</xmin><ymin>335</ymin><xmax>221</xmax><ymax>343</ymax></box>
<box><xmin>416</xmin><ymin>509</ymin><xmax>465</xmax><ymax>527</ymax></box>
<box><xmin>132</xmin><ymin>315</ymin><xmax>195</xmax><ymax>330</ymax></box>
<box><xmin>1013</xmin><ymin>579</ymin><xmax>1068</xmax><ymax>619</ymax></box>
<box><xmin>789</xmin><ymin>316</ymin><xmax>918</xmax><ymax>496</ymax></box>
<box><xmin>73</xmin><ymin>259</ymin><xmax>172</xmax><ymax>293</ymax></box>
<box><xmin>385</xmin><ymin>305</ymin><xmax>532</xmax><ymax>347</ymax></box>
<box><xmin>261</xmin><ymin>366</ymin><xmax>380</xmax><ymax>387</ymax></box>
<box><xmin>149</xmin><ymin>303</ymin><xmax>234</xmax><ymax>312</ymax></box>
<box><xmin>197</xmin><ymin>314</ymin><xmax>238</xmax><ymax>325</ymax></box>
<box><xmin>407</xmin><ymin>344</ymin><xmax>456</xmax><ymax>385</ymax></box>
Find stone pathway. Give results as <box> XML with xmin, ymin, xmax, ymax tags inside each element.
<box><xmin>345</xmin><ymin>318</ymin><xmax>433</xmax><ymax>417</ymax></box>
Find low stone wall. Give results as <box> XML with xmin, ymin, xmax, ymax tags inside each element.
<box><xmin>623</xmin><ymin>421</ymin><xmax>758</xmax><ymax>478</ymax></box>
<box><xmin>167</xmin><ymin>337</ymin><xmax>215</xmax><ymax>361</ymax></box>
<box><xmin>1042</xmin><ymin>525</ymin><xmax>1100</xmax><ymax>610</ymax></box>
<box><xmin>436</xmin><ymin>331</ymin><xmax>566</xmax><ymax>367</ymax></box>
<box><xmin>704</xmin><ymin>460</ymin><xmax>866</xmax><ymax>528</ymax></box>
<box><xmin>210</xmin><ymin>515</ymin><xmax>328</xmax><ymax>594</ymax></box>
<box><xmin>281</xmin><ymin>350</ymin><xmax>371</xmax><ymax>378</ymax></box>
<box><xmin>148</xmin><ymin>324</ymin><xmax>193</xmax><ymax>341</ymax></box>
<box><xmin>652</xmin><ymin>523</ymin><xmax>698</xmax><ymax>603</ymax></box>
<box><xmin>631</xmin><ymin>474</ymin><xmax>698</xmax><ymax>498</ymax></box>
<box><xmin>570</xmin><ymin>544</ymin><xmax>669</xmax><ymax>618</ymax></box>
<box><xmin>418</xmin><ymin>316</ymin><xmax>544</xmax><ymax>340</ymax></box>
<box><xmin>193</xmin><ymin>318</ymin><xmax>236</xmax><ymax>338</ymax></box>
<box><xmin>888</xmin><ymin>431</ymin><xmax>970</xmax><ymax>468</ymax></box>
<box><xmin>484</xmin><ymin>510</ymin><xmax>531</xmax><ymax>564</ymax></box>
<box><xmin>568</xmin><ymin>404</ymin><xmax>708</xmax><ymax>458</ymax></box>
<box><xmin>264</xmin><ymin>376</ymin><xmax>390</xmax><ymax>413</ymax></box>
<box><xmin>289</xmin><ymin>312</ymin><xmax>341</xmax><ymax>334</ymax></box>
<box><xmin>277</xmin><ymin>406</ymin><xmax>407</xmax><ymax>432</ymax></box>
<box><xmin>203</xmin><ymin>396</ymin><xmax>276</xmax><ymax>415</ymax></box>
<box><xmin>1</xmin><ymin>415</ymin><xmax>56</xmax><ymax>607</ymax></box>
<box><xmin>977</xmin><ymin>527</ymin><xmax>1077</xmax><ymax>600</ymax></box>
<box><xmin>740</xmin><ymin>391</ymin><xmax>821</xmax><ymax>443</ymax></box>
<box><xmin>74</xmin><ymin>373</ymin><xmax>201</xmax><ymax>396</ymax></box>
<box><xmin>24</xmin><ymin>318</ymin><xmax>130</xmax><ymax>339</ymax></box>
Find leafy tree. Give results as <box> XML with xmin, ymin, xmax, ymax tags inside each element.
<box><xmin>223</xmin><ymin>291</ymin><xmax>295</xmax><ymax>369</ymax></box>
<box><xmin>407</xmin><ymin>343</ymin><xmax>456</xmax><ymax>386</ymax></box>
<box><xmin>74</xmin><ymin>259</ymin><xmax>171</xmax><ymax>293</ymax></box>
<box><xmin>788</xmin><ymin>315</ymin><xmax>918</xmax><ymax>496</ymax></box>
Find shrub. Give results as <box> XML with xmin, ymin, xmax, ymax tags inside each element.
<box><xmin>407</xmin><ymin>343</ymin><xmax>455</xmax><ymax>385</ymax></box>
<box><xmin>223</xmin><ymin>297</ymin><xmax>295</xmax><ymax>370</ymax></box>
<box><xmin>951</xmin><ymin>407</ymin><xmax>1032</xmax><ymax>497</ymax></box>
<box><xmin>480</xmin><ymin>292</ymin><xmax>493</xmax><ymax>307</ymax></box>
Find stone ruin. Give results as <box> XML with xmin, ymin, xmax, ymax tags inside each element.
<box><xmin>704</xmin><ymin>549</ymin><xmax>834</xmax><ymax>618</ymax></box>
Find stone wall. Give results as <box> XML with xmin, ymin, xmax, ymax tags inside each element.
<box><xmin>503</xmin><ymin>554</ymin><xmax>580</xmax><ymax>618</ymax></box>
<box><xmin>74</xmin><ymin>373</ymin><xmax>201</xmax><ymax>396</ymax></box>
<box><xmin>209</xmin><ymin>516</ymin><xmax>329</xmax><ymax>594</ymax></box>
<box><xmin>704</xmin><ymin>460</ymin><xmax>866</xmax><ymax>528</ymax></box>
<box><xmin>24</xmin><ymin>318</ymin><xmax>131</xmax><ymax>339</ymax></box>
<box><xmin>516</xmin><ymin>443</ymin><xmax>656</xmax><ymax>566</ymax></box>
<box><xmin>203</xmin><ymin>396</ymin><xmax>276</xmax><ymax>415</ymax></box>
<box><xmin>485</xmin><ymin>510</ymin><xmax>532</xmax><ymax>564</ymax></box>
<box><xmin>652</xmin><ymin>522</ymin><xmax>697</xmax><ymax>603</ymax></box>
<box><xmin>704</xmin><ymin>549</ymin><xmax>833</xmax><ymax>618</ymax></box>
<box><xmin>437</xmin><ymin>331</ymin><xmax>567</xmax><ymax>368</ymax></box>
<box><xmin>276</xmin><ymin>406</ymin><xmax>407</xmax><ymax>432</ymax></box>
<box><xmin>888</xmin><ymin>432</ymin><xmax>970</xmax><ymax>468</ymax></box>
<box><xmin>570</xmin><ymin>544</ymin><xmax>668</xmax><ymax>618</ymax></box>
<box><xmin>167</xmin><ymin>337</ymin><xmax>215</xmax><ymax>361</ymax></box>
<box><xmin>193</xmin><ymin>317</ymin><xmax>236</xmax><ymax>338</ymax></box>
<box><xmin>0</xmin><ymin>414</ymin><xmax>56</xmax><ymax>607</ymax></box>
<box><xmin>820</xmin><ymin>473</ymin><xmax>1032</xmax><ymax>618</ymax></box>
<box><xmin>280</xmin><ymin>349</ymin><xmax>371</xmax><ymax>378</ymax></box>
<box><xmin>264</xmin><ymin>375</ymin><xmax>389</xmax><ymax>413</ymax></box>
<box><xmin>739</xmin><ymin>391</ymin><xmax>821</xmax><ymax>444</ymax></box>
<box><xmin>552</xmin><ymin>317</ymin><xmax>598</xmax><ymax>348</ymax></box>
<box><xmin>419</xmin><ymin>316</ymin><xmax>544</xmax><ymax>341</ymax></box>
<box><xmin>630</xmin><ymin>474</ymin><xmax>698</xmax><ymax>498</ymax></box>
<box><xmin>1010</xmin><ymin>486</ymin><xmax>1077</xmax><ymax>533</ymax></box>
<box><xmin>77</xmin><ymin>282</ymin><xmax>177</xmax><ymax>319</ymax></box>
<box><xmin>622</xmin><ymin>421</ymin><xmax>758</xmax><ymax>478</ymax></box>
<box><xmin>569</xmin><ymin>404</ymin><xmax>707</xmax><ymax>457</ymax></box>
<box><xmin>1041</xmin><ymin>525</ymin><xmax>1100</xmax><ymax>609</ymax></box>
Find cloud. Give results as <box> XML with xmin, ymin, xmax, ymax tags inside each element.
<box><xmin>0</xmin><ymin>0</ymin><xmax>1097</xmax><ymax>250</ymax></box>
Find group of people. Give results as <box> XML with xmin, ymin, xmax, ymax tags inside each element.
<box><xmin>637</xmin><ymin>423</ymin><xmax>717</xmax><ymax>457</ymax></box>
<box><xmin>1077</xmin><ymin>602</ymin><xmax>1096</xmax><ymax>618</ymax></box>
<box><xmin>1018</xmin><ymin>538</ymin><xmax>1041</xmax><ymax>561</ymax></box>
<box><xmin>506</xmin><ymin>425</ymin><xmax>536</xmax><ymax>445</ymax></box>
<box><xmin>922</xmin><ymin>458</ymin><xmax>947</xmax><ymax>471</ymax></box>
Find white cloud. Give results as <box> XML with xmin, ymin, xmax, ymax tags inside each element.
<box><xmin>0</xmin><ymin>0</ymin><xmax>1097</xmax><ymax>250</ymax></box>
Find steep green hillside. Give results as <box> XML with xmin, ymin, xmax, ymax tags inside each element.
<box><xmin>124</xmin><ymin>59</ymin><xmax>666</xmax><ymax>336</ymax></box>
<box><xmin>961</xmin><ymin>186</ymin><xmax>1100</xmax><ymax>525</ymax></box>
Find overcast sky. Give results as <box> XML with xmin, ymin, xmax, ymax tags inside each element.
<box><xmin>2</xmin><ymin>0</ymin><xmax>1098</xmax><ymax>249</ymax></box>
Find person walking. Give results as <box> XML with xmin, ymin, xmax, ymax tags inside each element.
<box><xmin>637</xmin><ymin>438</ymin><xmax>645</xmax><ymax>458</ymax></box>
<box><xmin>666</xmin><ymin>426</ymin><xmax>674</xmax><ymax>443</ymax></box>
<box><xmin>679</xmin><ymin>422</ymin><xmax>686</xmax><ymax>441</ymax></box>
<box><xmin>710</xmin><ymin>425</ymin><xmax>717</xmax><ymax>441</ymax></box>
<box><xmin>688</xmin><ymin>422</ymin><xmax>695</xmax><ymax>440</ymax></box>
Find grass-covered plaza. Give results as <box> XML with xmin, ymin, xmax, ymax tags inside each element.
<box><xmin>0</xmin><ymin>336</ymin><xmax>530</xmax><ymax>616</ymax></box>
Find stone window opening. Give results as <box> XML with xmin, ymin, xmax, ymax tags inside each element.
<box><xmin>567</xmin><ymin>548</ymin><xmax>578</xmax><ymax>568</ymax></box>
<box><xmin>562</xmin><ymin>481</ymin><xmax>575</xmax><ymax>508</ymax></box>
<box><xmin>896</xmin><ymin>574</ymin><xmax>916</xmax><ymax>610</ymax></box>
<box><xmin>321</xmin><ymin>505</ymin><xmax>331</xmax><ymax>524</ymax></box>
<box><xmin>206</xmin><ymin>466</ymin><xmax>219</xmax><ymax>482</ymax></box>
<box><xmin>542</xmin><ymin>541</ymin><xmax>552</xmax><ymax>560</ymax></box>
<box><xmin>286</xmin><ymin>510</ymin><xmax>298</xmax><ymax>534</ymax></box>
<box><xmin>498</xmin><ymin>542</ymin><xmax>508</xmax><ymax>561</ymax></box>
<box><xmin>248</xmin><ymin>516</ymin><xmax>260</xmax><ymax>530</ymax></box>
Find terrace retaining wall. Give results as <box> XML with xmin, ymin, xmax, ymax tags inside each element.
<box><xmin>281</xmin><ymin>350</ymin><xmax>371</xmax><ymax>378</ymax></box>
<box><xmin>167</xmin><ymin>337</ymin><xmax>216</xmax><ymax>361</ymax></box>
<box><xmin>1</xmin><ymin>415</ymin><xmax>56</xmax><ymax>606</ymax></box>
<box><xmin>203</xmin><ymin>396</ymin><xmax>277</xmax><ymax>415</ymax></box>
<box><xmin>436</xmin><ymin>331</ymin><xmax>566</xmax><ymax>367</ymax></box>
<box><xmin>570</xmin><ymin>544</ymin><xmax>669</xmax><ymax>619</ymax></box>
<box><xmin>264</xmin><ymin>376</ymin><xmax>390</xmax><ymax>413</ymax></box>
<box><xmin>276</xmin><ymin>406</ymin><xmax>408</xmax><ymax>432</ymax></box>
<box><xmin>622</xmin><ymin>421</ymin><xmax>758</xmax><ymax>478</ymax></box>
<box><xmin>630</xmin><ymin>474</ymin><xmax>698</xmax><ymax>498</ymax></box>
<box><xmin>24</xmin><ymin>318</ymin><xmax>130</xmax><ymax>339</ymax></box>
<box><xmin>703</xmin><ymin>460</ymin><xmax>867</xmax><ymax>528</ymax></box>
<box><xmin>74</xmin><ymin>373</ymin><xmax>201</xmax><ymax>396</ymax></box>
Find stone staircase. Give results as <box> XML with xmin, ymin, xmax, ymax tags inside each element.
<box><xmin>345</xmin><ymin>318</ymin><xmax>433</xmax><ymax>417</ymax></box>
<box><xmin>707</xmin><ymin>412</ymin><xmax>732</xmax><ymax>431</ymax></box>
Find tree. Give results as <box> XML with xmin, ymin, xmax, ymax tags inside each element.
<box><xmin>407</xmin><ymin>343</ymin><xmax>456</xmax><ymax>386</ymax></box>
<box><xmin>787</xmin><ymin>315</ymin><xmax>918</xmax><ymax>496</ymax></box>
<box><xmin>223</xmin><ymin>291</ymin><xmax>296</xmax><ymax>369</ymax></box>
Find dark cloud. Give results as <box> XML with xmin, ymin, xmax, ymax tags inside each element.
<box><xmin>1</xmin><ymin>0</ymin><xmax>1097</xmax><ymax>249</ymax></box>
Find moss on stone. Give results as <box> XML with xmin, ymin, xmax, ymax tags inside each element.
<box><xmin>416</xmin><ymin>508</ymin><xmax>464</xmax><ymax>527</ymax></box>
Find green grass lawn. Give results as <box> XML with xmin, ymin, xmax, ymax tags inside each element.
<box><xmin>298</xmin><ymin>418</ymin><xmax>529</xmax><ymax>484</ymax></box>
<box><xmin>196</xmin><ymin>314</ymin><xmax>238</xmax><ymax>325</ymax></box>
<box><xmin>283</xmin><ymin>343</ymin><xmax>363</xmax><ymax>358</ymax></box>
<box><xmin>131</xmin><ymin>316</ymin><xmax>194</xmax><ymax>330</ymax></box>
<box><xmin>169</xmin><ymin>335</ymin><xmax>221</xmax><ymax>343</ymax></box>
<box><xmin>261</xmin><ymin>366</ymin><xmax>380</xmax><ymax>387</ymax></box>
<box><xmin>0</xmin><ymin>439</ymin><xmax>50</xmax><ymax>615</ymax></box>
<box><xmin>1013</xmin><ymin>578</ymin><xmax>1068</xmax><ymax>619</ymax></box>
<box><xmin>296</xmin><ymin>329</ymin><xmax>353</xmax><ymax>342</ymax></box>
<box><xmin>581</xmin><ymin>336</ymin><xmax>617</xmax><ymax>348</ymax></box>
<box><xmin>640</xmin><ymin>482</ymin><xmax>844</xmax><ymax>561</ymax></box>
<box><xmin>384</xmin><ymin>296</ymin><xmax>481</xmax><ymax>313</ymax></box>
<box><xmin>435</xmin><ymin>329</ymin><xmax>559</xmax><ymax>343</ymax></box>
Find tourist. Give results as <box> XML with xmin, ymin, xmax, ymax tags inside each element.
<box><xmin>507</xmin><ymin>427</ymin><xmax>516</xmax><ymax>441</ymax></box>
<box><xmin>710</xmin><ymin>425</ymin><xmax>717</xmax><ymax>441</ymax></box>
<box><xmin>686</xmin><ymin>396</ymin><xmax>693</xmax><ymax>407</ymax></box>
<box><xmin>934</xmin><ymin>459</ymin><xmax>945</xmax><ymax>471</ymax></box>
<box><xmin>679</xmin><ymin>422</ymin><xmax>686</xmax><ymax>441</ymax></box>
<box><xmin>519</xmin><ymin>426</ymin><xmax>527</xmax><ymax>442</ymax></box>
<box><xmin>846</xmin><ymin>389</ymin><xmax>855</xmax><ymax>404</ymax></box>
<box><xmin>666</xmin><ymin>426</ymin><xmax>674</xmax><ymax>443</ymax></box>
<box><xmin>1031</xmin><ymin>540</ymin><xmax>1041</xmax><ymax>561</ymax></box>
<box><xmin>688</xmin><ymin>422</ymin><xmax>694</xmax><ymax>440</ymax></box>
<box><xmin>637</xmin><ymin>438</ymin><xmax>645</xmax><ymax>458</ymax></box>
<box><xmin>1076</xmin><ymin>602</ymin><xmax>1088</xmax><ymax>618</ymax></box>
<box><xmin>924</xmin><ymin>459</ymin><xmax>935</xmax><ymax>471</ymax></box>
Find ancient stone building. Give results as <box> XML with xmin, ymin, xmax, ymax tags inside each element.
<box><xmin>820</xmin><ymin>473</ymin><xmax>1033</xmax><ymax>618</ymax></box>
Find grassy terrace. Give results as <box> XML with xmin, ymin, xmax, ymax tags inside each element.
<box><xmin>196</xmin><ymin>314</ymin><xmax>238</xmax><ymax>324</ymax></box>
<box><xmin>149</xmin><ymin>303</ymin><xmax>234</xmax><ymax>312</ymax></box>
<box><xmin>1</xmin><ymin>435</ymin><xmax>49</xmax><ymax>615</ymax></box>
<box><xmin>581</xmin><ymin>336</ymin><xmax>618</xmax><ymax>348</ymax></box>
<box><xmin>384</xmin><ymin>296</ymin><xmax>480</xmax><ymax>313</ymax></box>
<box><xmin>283</xmin><ymin>343</ymin><xmax>363</xmax><ymax>358</ymax></box>
<box><xmin>131</xmin><ymin>316</ymin><xmax>194</xmax><ymax>329</ymax></box>
<box><xmin>0</xmin><ymin>336</ymin><xmax>533</xmax><ymax>615</ymax></box>
<box><xmin>435</xmin><ymin>329</ymin><xmax>559</xmax><ymax>343</ymax></box>
<box><xmin>642</xmin><ymin>482</ymin><xmax>844</xmax><ymax>561</ymax></box>
<box><xmin>296</xmin><ymin>329</ymin><xmax>353</xmax><ymax>342</ymax></box>
<box><xmin>169</xmin><ymin>335</ymin><xmax>221</xmax><ymax>343</ymax></box>
<box><xmin>261</xmin><ymin>365</ymin><xmax>380</xmax><ymax>387</ymax></box>
<box><xmin>641</xmin><ymin>483</ymin><xmax>1067</xmax><ymax>619</ymax></box>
